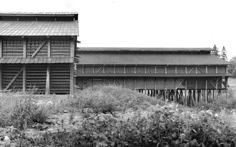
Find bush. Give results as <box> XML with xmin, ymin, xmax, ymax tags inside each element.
<box><xmin>0</xmin><ymin>94</ymin><xmax>49</xmax><ymax>130</ymax></box>
<box><xmin>23</xmin><ymin>104</ymin><xmax>236</xmax><ymax>147</ymax></box>
<box><xmin>10</xmin><ymin>96</ymin><xmax>49</xmax><ymax>130</ymax></box>
<box><xmin>72</xmin><ymin>85</ymin><xmax>162</xmax><ymax>113</ymax></box>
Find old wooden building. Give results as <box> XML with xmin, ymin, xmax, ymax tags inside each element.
<box><xmin>76</xmin><ymin>47</ymin><xmax>229</xmax><ymax>105</ymax></box>
<box><xmin>0</xmin><ymin>12</ymin><xmax>78</xmax><ymax>94</ymax></box>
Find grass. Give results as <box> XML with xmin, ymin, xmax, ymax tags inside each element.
<box><xmin>71</xmin><ymin>85</ymin><xmax>164</xmax><ymax>113</ymax></box>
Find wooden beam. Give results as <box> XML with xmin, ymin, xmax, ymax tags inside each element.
<box><xmin>45</xmin><ymin>65</ymin><xmax>50</xmax><ymax>95</ymax></box>
<box><xmin>0</xmin><ymin>65</ymin><xmax>2</xmax><ymax>90</ymax></box>
<box><xmin>31</xmin><ymin>41</ymin><xmax>47</xmax><ymax>58</ymax></box>
<box><xmin>185</xmin><ymin>66</ymin><xmax>188</xmax><ymax>74</ymax></box>
<box><xmin>216</xmin><ymin>66</ymin><xmax>218</xmax><ymax>74</ymax></box>
<box><xmin>5</xmin><ymin>67</ymin><xmax>23</xmax><ymax>90</ymax></box>
<box><xmin>0</xmin><ymin>39</ymin><xmax>2</xmax><ymax>58</ymax></box>
<box><xmin>70</xmin><ymin>40</ymin><xmax>75</xmax><ymax>58</ymax></box>
<box><xmin>206</xmin><ymin>66</ymin><xmax>208</xmax><ymax>74</ymax></box>
<box><xmin>22</xmin><ymin>65</ymin><xmax>26</xmax><ymax>93</ymax></box>
<box><xmin>23</xmin><ymin>40</ymin><xmax>27</xmax><ymax>58</ymax></box>
<box><xmin>70</xmin><ymin>64</ymin><xmax>74</xmax><ymax>95</ymax></box>
<box><xmin>48</xmin><ymin>40</ymin><xmax>51</xmax><ymax>57</ymax></box>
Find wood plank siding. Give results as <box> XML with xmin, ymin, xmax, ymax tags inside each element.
<box><xmin>76</xmin><ymin>77</ymin><xmax>225</xmax><ymax>90</ymax></box>
<box><xmin>76</xmin><ymin>65</ymin><xmax>227</xmax><ymax>76</ymax></box>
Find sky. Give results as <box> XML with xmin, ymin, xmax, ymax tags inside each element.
<box><xmin>1</xmin><ymin>0</ymin><xmax>236</xmax><ymax>59</ymax></box>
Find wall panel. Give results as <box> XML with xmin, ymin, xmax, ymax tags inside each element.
<box><xmin>50</xmin><ymin>64</ymin><xmax>70</xmax><ymax>94</ymax></box>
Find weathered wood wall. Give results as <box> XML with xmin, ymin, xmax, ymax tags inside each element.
<box><xmin>76</xmin><ymin>65</ymin><xmax>227</xmax><ymax>75</ymax></box>
<box><xmin>76</xmin><ymin>77</ymin><xmax>226</xmax><ymax>90</ymax></box>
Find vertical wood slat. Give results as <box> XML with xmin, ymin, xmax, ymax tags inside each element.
<box><xmin>70</xmin><ymin>39</ymin><xmax>75</xmax><ymax>57</ymax></box>
<box><xmin>0</xmin><ymin>39</ymin><xmax>2</xmax><ymax>58</ymax></box>
<box><xmin>0</xmin><ymin>65</ymin><xmax>2</xmax><ymax>90</ymax></box>
<box><xmin>48</xmin><ymin>40</ymin><xmax>51</xmax><ymax>57</ymax></box>
<box><xmin>46</xmin><ymin>65</ymin><xmax>50</xmax><ymax>95</ymax></box>
<box><xmin>70</xmin><ymin>64</ymin><xmax>74</xmax><ymax>95</ymax></box>
<box><xmin>23</xmin><ymin>40</ymin><xmax>27</xmax><ymax>58</ymax></box>
<box><xmin>23</xmin><ymin>65</ymin><xmax>26</xmax><ymax>93</ymax></box>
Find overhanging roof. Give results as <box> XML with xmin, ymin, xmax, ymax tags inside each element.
<box><xmin>78</xmin><ymin>47</ymin><xmax>212</xmax><ymax>52</ymax></box>
<box><xmin>0</xmin><ymin>12</ymin><xmax>78</xmax><ymax>17</ymax></box>
<box><xmin>78</xmin><ymin>54</ymin><xmax>228</xmax><ymax>65</ymax></box>
<box><xmin>0</xmin><ymin>21</ymin><xmax>79</xmax><ymax>36</ymax></box>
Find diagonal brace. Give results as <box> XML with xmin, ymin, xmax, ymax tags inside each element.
<box><xmin>32</xmin><ymin>41</ymin><xmax>47</xmax><ymax>58</ymax></box>
<box><xmin>5</xmin><ymin>67</ymin><xmax>23</xmax><ymax>90</ymax></box>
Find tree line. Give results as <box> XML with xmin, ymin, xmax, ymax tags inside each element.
<box><xmin>212</xmin><ymin>45</ymin><xmax>236</xmax><ymax>77</ymax></box>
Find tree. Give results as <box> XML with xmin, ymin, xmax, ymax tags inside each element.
<box><xmin>228</xmin><ymin>56</ymin><xmax>236</xmax><ymax>77</ymax></box>
<box><xmin>212</xmin><ymin>44</ymin><xmax>220</xmax><ymax>57</ymax></box>
<box><xmin>221</xmin><ymin>46</ymin><xmax>228</xmax><ymax>61</ymax></box>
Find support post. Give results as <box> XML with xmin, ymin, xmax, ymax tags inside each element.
<box><xmin>205</xmin><ymin>79</ymin><xmax>208</xmax><ymax>103</ymax></box>
<box><xmin>23</xmin><ymin>65</ymin><xmax>26</xmax><ymax>93</ymax></box>
<box><xmin>0</xmin><ymin>65</ymin><xmax>2</xmax><ymax>91</ymax></box>
<box><xmin>70</xmin><ymin>39</ymin><xmax>75</xmax><ymax>58</ymax></box>
<box><xmin>70</xmin><ymin>64</ymin><xmax>74</xmax><ymax>95</ymax></box>
<box><xmin>48</xmin><ymin>39</ymin><xmax>51</xmax><ymax>57</ymax></box>
<box><xmin>46</xmin><ymin>65</ymin><xmax>50</xmax><ymax>95</ymax></box>
<box><xmin>0</xmin><ymin>39</ymin><xmax>2</xmax><ymax>58</ymax></box>
<box><xmin>23</xmin><ymin>39</ymin><xmax>27</xmax><ymax>58</ymax></box>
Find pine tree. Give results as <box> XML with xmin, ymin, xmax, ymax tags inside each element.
<box><xmin>212</xmin><ymin>44</ymin><xmax>219</xmax><ymax>57</ymax></box>
<box><xmin>221</xmin><ymin>46</ymin><xmax>228</xmax><ymax>61</ymax></box>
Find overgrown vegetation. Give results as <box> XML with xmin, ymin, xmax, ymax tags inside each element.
<box><xmin>1</xmin><ymin>85</ymin><xmax>236</xmax><ymax>146</ymax></box>
<box><xmin>0</xmin><ymin>93</ymin><xmax>50</xmax><ymax>129</ymax></box>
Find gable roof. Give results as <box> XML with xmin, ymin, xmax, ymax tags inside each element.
<box><xmin>0</xmin><ymin>12</ymin><xmax>79</xmax><ymax>36</ymax></box>
<box><xmin>77</xmin><ymin>47</ymin><xmax>228</xmax><ymax>65</ymax></box>
<box><xmin>0</xmin><ymin>21</ymin><xmax>78</xmax><ymax>36</ymax></box>
<box><xmin>78</xmin><ymin>47</ymin><xmax>212</xmax><ymax>53</ymax></box>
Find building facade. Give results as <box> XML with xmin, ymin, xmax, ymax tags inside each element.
<box><xmin>76</xmin><ymin>47</ymin><xmax>229</xmax><ymax>105</ymax></box>
<box><xmin>0</xmin><ymin>12</ymin><xmax>79</xmax><ymax>94</ymax></box>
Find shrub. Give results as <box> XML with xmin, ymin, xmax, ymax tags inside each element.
<box><xmin>10</xmin><ymin>96</ymin><xmax>49</xmax><ymax>130</ymax></box>
<box><xmin>72</xmin><ymin>85</ymin><xmax>162</xmax><ymax>113</ymax></box>
<box><xmin>23</xmin><ymin>104</ymin><xmax>236</xmax><ymax>147</ymax></box>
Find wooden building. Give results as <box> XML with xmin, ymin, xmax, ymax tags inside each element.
<box><xmin>76</xmin><ymin>47</ymin><xmax>229</xmax><ymax>105</ymax></box>
<box><xmin>0</xmin><ymin>12</ymin><xmax>79</xmax><ymax>94</ymax></box>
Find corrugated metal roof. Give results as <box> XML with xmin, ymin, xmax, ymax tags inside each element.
<box><xmin>0</xmin><ymin>57</ymin><xmax>73</xmax><ymax>64</ymax></box>
<box><xmin>78</xmin><ymin>47</ymin><xmax>212</xmax><ymax>52</ymax></box>
<box><xmin>0</xmin><ymin>21</ymin><xmax>79</xmax><ymax>36</ymax></box>
<box><xmin>0</xmin><ymin>12</ymin><xmax>78</xmax><ymax>16</ymax></box>
<box><xmin>78</xmin><ymin>54</ymin><xmax>228</xmax><ymax>65</ymax></box>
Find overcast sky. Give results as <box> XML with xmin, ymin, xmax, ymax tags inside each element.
<box><xmin>1</xmin><ymin>0</ymin><xmax>236</xmax><ymax>59</ymax></box>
